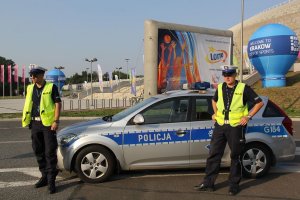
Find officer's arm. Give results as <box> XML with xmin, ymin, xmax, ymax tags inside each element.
<box><xmin>50</xmin><ymin>102</ymin><xmax>61</xmax><ymax>131</ymax></box>
<box><xmin>212</xmin><ymin>99</ymin><xmax>217</xmax><ymax>121</ymax></box>
<box><xmin>54</xmin><ymin>102</ymin><xmax>61</xmax><ymax>122</ymax></box>
<box><xmin>240</xmin><ymin>101</ymin><xmax>264</xmax><ymax>126</ymax></box>
<box><xmin>248</xmin><ymin>101</ymin><xmax>264</xmax><ymax>119</ymax></box>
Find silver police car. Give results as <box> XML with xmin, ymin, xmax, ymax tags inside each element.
<box><xmin>57</xmin><ymin>89</ymin><xmax>296</xmax><ymax>183</ymax></box>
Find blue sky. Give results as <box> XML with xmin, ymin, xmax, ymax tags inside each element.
<box><xmin>0</xmin><ymin>0</ymin><xmax>288</xmax><ymax>77</ymax></box>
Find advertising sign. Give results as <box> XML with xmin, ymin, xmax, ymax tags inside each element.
<box><xmin>157</xmin><ymin>29</ymin><xmax>231</xmax><ymax>93</ymax></box>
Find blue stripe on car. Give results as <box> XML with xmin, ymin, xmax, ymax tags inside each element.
<box><xmin>103</xmin><ymin>124</ymin><xmax>288</xmax><ymax>146</ymax></box>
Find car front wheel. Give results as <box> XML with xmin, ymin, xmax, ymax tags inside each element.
<box><xmin>241</xmin><ymin>143</ymin><xmax>272</xmax><ymax>178</ymax></box>
<box><xmin>75</xmin><ymin>145</ymin><xmax>115</xmax><ymax>183</ymax></box>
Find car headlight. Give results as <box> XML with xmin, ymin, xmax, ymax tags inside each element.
<box><xmin>59</xmin><ymin>133</ymin><xmax>78</xmax><ymax>146</ymax></box>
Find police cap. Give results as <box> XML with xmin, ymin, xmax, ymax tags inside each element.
<box><xmin>29</xmin><ymin>66</ymin><xmax>47</xmax><ymax>76</ymax></box>
<box><xmin>220</xmin><ymin>65</ymin><xmax>238</xmax><ymax>76</ymax></box>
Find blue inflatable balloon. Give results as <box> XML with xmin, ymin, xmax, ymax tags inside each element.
<box><xmin>45</xmin><ymin>69</ymin><xmax>66</xmax><ymax>91</ymax></box>
<box><xmin>247</xmin><ymin>24</ymin><xmax>299</xmax><ymax>87</ymax></box>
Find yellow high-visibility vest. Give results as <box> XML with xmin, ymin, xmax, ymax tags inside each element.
<box><xmin>22</xmin><ymin>82</ymin><xmax>55</xmax><ymax>127</ymax></box>
<box><xmin>215</xmin><ymin>82</ymin><xmax>248</xmax><ymax>127</ymax></box>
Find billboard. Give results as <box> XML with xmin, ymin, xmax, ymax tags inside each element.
<box><xmin>144</xmin><ymin>20</ymin><xmax>233</xmax><ymax>98</ymax></box>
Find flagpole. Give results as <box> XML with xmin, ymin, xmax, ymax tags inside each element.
<box><xmin>16</xmin><ymin>65</ymin><xmax>19</xmax><ymax>96</ymax></box>
<box><xmin>9</xmin><ymin>65</ymin><xmax>12</xmax><ymax>97</ymax></box>
<box><xmin>2</xmin><ymin>65</ymin><xmax>4</xmax><ymax>98</ymax></box>
<box><xmin>23</xmin><ymin>65</ymin><xmax>26</xmax><ymax>97</ymax></box>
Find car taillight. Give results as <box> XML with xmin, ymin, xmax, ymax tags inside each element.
<box><xmin>269</xmin><ymin>100</ymin><xmax>294</xmax><ymax>136</ymax></box>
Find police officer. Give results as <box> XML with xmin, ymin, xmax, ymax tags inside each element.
<box><xmin>22</xmin><ymin>66</ymin><xmax>61</xmax><ymax>194</ymax></box>
<box><xmin>194</xmin><ymin>65</ymin><xmax>264</xmax><ymax>195</ymax></box>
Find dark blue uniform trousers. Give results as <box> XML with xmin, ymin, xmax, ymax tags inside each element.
<box><xmin>203</xmin><ymin>123</ymin><xmax>244</xmax><ymax>189</ymax></box>
<box><xmin>31</xmin><ymin>121</ymin><xmax>58</xmax><ymax>183</ymax></box>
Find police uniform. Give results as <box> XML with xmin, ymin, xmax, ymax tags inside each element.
<box><xmin>195</xmin><ymin>65</ymin><xmax>262</xmax><ymax>195</ymax></box>
<box><xmin>22</xmin><ymin>66</ymin><xmax>61</xmax><ymax>194</ymax></box>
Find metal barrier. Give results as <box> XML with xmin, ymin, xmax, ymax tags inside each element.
<box><xmin>61</xmin><ymin>97</ymin><xmax>143</xmax><ymax>111</ymax></box>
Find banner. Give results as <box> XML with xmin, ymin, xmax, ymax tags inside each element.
<box><xmin>130</xmin><ymin>68</ymin><xmax>136</xmax><ymax>96</ymax></box>
<box><xmin>114</xmin><ymin>75</ymin><xmax>118</xmax><ymax>84</ymax></box>
<box><xmin>14</xmin><ymin>65</ymin><xmax>18</xmax><ymax>83</ymax></box>
<box><xmin>7</xmin><ymin>65</ymin><xmax>11</xmax><ymax>83</ymax></box>
<box><xmin>157</xmin><ymin>29</ymin><xmax>231</xmax><ymax>92</ymax></box>
<box><xmin>22</xmin><ymin>65</ymin><xmax>25</xmax><ymax>83</ymax></box>
<box><xmin>97</xmin><ymin>64</ymin><xmax>103</xmax><ymax>92</ymax></box>
<box><xmin>196</xmin><ymin>34</ymin><xmax>231</xmax><ymax>88</ymax></box>
<box><xmin>109</xmin><ymin>72</ymin><xmax>113</xmax><ymax>92</ymax></box>
<box><xmin>0</xmin><ymin>65</ymin><xmax>3</xmax><ymax>83</ymax></box>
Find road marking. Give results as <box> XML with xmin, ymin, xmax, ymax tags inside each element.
<box><xmin>0</xmin><ymin>127</ymin><xmax>25</xmax><ymax>129</ymax></box>
<box><xmin>0</xmin><ymin>180</ymin><xmax>37</xmax><ymax>188</ymax></box>
<box><xmin>0</xmin><ymin>163</ymin><xmax>300</xmax><ymax>189</ymax></box>
<box><xmin>296</xmin><ymin>147</ymin><xmax>300</xmax><ymax>156</ymax></box>
<box><xmin>0</xmin><ymin>167</ymin><xmax>79</xmax><ymax>189</ymax></box>
<box><xmin>0</xmin><ymin>140</ymin><xmax>31</xmax><ymax>144</ymax></box>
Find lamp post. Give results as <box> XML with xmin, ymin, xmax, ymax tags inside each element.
<box><xmin>85</xmin><ymin>58</ymin><xmax>97</xmax><ymax>105</ymax></box>
<box><xmin>125</xmin><ymin>58</ymin><xmax>130</xmax><ymax>80</ymax></box>
<box><xmin>54</xmin><ymin>66</ymin><xmax>64</xmax><ymax>96</ymax></box>
<box><xmin>240</xmin><ymin>0</ymin><xmax>244</xmax><ymax>82</ymax></box>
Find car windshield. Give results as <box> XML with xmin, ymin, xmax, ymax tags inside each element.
<box><xmin>109</xmin><ymin>97</ymin><xmax>158</xmax><ymax>122</ymax></box>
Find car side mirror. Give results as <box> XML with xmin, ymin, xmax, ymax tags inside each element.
<box><xmin>133</xmin><ymin>114</ymin><xmax>144</xmax><ymax>125</ymax></box>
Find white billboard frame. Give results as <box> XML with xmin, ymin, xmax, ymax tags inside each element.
<box><xmin>144</xmin><ymin>19</ymin><xmax>233</xmax><ymax>98</ymax></box>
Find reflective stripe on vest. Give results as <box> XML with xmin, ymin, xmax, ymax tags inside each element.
<box><xmin>215</xmin><ymin>82</ymin><xmax>248</xmax><ymax>127</ymax></box>
<box><xmin>22</xmin><ymin>82</ymin><xmax>55</xmax><ymax>127</ymax></box>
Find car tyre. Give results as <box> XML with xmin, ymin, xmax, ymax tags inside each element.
<box><xmin>241</xmin><ymin>143</ymin><xmax>271</xmax><ymax>178</ymax></box>
<box><xmin>75</xmin><ymin>145</ymin><xmax>115</xmax><ymax>183</ymax></box>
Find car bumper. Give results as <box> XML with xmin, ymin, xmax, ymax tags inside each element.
<box><xmin>57</xmin><ymin>146</ymin><xmax>73</xmax><ymax>171</ymax></box>
<box><xmin>273</xmin><ymin>135</ymin><xmax>296</xmax><ymax>162</ymax></box>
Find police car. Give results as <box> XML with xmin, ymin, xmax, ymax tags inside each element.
<box><xmin>57</xmin><ymin>89</ymin><xmax>296</xmax><ymax>183</ymax></box>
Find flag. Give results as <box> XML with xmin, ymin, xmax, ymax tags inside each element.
<box><xmin>7</xmin><ymin>65</ymin><xmax>11</xmax><ymax>83</ymax></box>
<box><xmin>21</xmin><ymin>65</ymin><xmax>25</xmax><ymax>83</ymax></box>
<box><xmin>14</xmin><ymin>65</ymin><xmax>18</xmax><ymax>83</ymax></box>
<box><xmin>114</xmin><ymin>75</ymin><xmax>118</xmax><ymax>85</ymax></box>
<box><xmin>0</xmin><ymin>65</ymin><xmax>3</xmax><ymax>83</ymax></box>
<box><xmin>130</xmin><ymin>68</ymin><xmax>136</xmax><ymax>96</ymax></box>
<box><xmin>109</xmin><ymin>72</ymin><xmax>113</xmax><ymax>92</ymax></box>
<box><xmin>97</xmin><ymin>64</ymin><xmax>103</xmax><ymax>92</ymax></box>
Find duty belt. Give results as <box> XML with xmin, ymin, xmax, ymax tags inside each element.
<box><xmin>31</xmin><ymin>117</ymin><xmax>42</xmax><ymax>121</ymax></box>
<box><xmin>224</xmin><ymin>120</ymin><xmax>230</xmax><ymax>124</ymax></box>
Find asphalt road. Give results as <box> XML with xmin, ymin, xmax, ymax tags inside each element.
<box><xmin>0</xmin><ymin>119</ymin><xmax>299</xmax><ymax>200</ymax></box>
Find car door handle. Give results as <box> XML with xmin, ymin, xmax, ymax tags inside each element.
<box><xmin>176</xmin><ymin>129</ymin><xmax>187</xmax><ymax>136</ymax></box>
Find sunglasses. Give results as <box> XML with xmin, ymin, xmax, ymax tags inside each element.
<box><xmin>30</xmin><ymin>74</ymin><xmax>41</xmax><ymax>78</ymax></box>
<box><xmin>222</xmin><ymin>72</ymin><xmax>235</xmax><ymax>77</ymax></box>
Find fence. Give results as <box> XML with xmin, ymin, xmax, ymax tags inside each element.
<box><xmin>61</xmin><ymin>97</ymin><xmax>144</xmax><ymax>111</ymax></box>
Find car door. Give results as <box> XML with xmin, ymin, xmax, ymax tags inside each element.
<box><xmin>122</xmin><ymin>97</ymin><xmax>191</xmax><ymax>170</ymax></box>
<box><xmin>189</xmin><ymin>96</ymin><xmax>215</xmax><ymax>166</ymax></box>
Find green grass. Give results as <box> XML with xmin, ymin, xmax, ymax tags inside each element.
<box><xmin>253</xmin><ymin>71</ymin><xmax>300</xmax><ymax>117</ymax></box>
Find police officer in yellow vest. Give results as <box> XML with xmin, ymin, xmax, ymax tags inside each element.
<box><xmin>194</xmin><ymin>65</ymin><xmax>264</xmax><ymax>195</ymax></box>
<box><xmin>22</xmin><ymin>66</ymin><xmax>61</xmax><ymax>194</ymax></box>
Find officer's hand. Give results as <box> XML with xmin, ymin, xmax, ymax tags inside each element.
<box><xmin>212</xmin><ymin>114</ymin><xmax>216</xmax><ymax>121</ymax></box>
<box><xmin>51</xmin><ymin>122</ymin><xmax>59</xmax><ymax>131</ymax></box>
<box><xmin>240</xmin><ymin>116</ymin><xmax>250</xmax><ymax>126</ymax></box>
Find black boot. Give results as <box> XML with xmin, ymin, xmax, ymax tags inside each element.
<box><xmin>34</xmin><ymin>177</ymin><xmax>48</xmax><ymax>188</ymax></box>
<box><xmin>48</xmin><ymin>181</ymin><xmax>56</xmax><ymax>194</ymax></box>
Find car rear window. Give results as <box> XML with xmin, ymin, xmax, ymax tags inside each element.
<box><xmin>262</xmin><ymin>100</ymin><xmax>284</xmax><ymax>117</ymax></box>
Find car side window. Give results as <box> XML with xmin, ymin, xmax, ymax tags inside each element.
<box><xmin>141</xmin><ymin>97</ymin><xmax>189</xmax><ymax>124</ymax></box>
<box><xmin>193</xmin><ymin>97</ymin><xmax>213</xmax><ymax>121</ymax></box>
